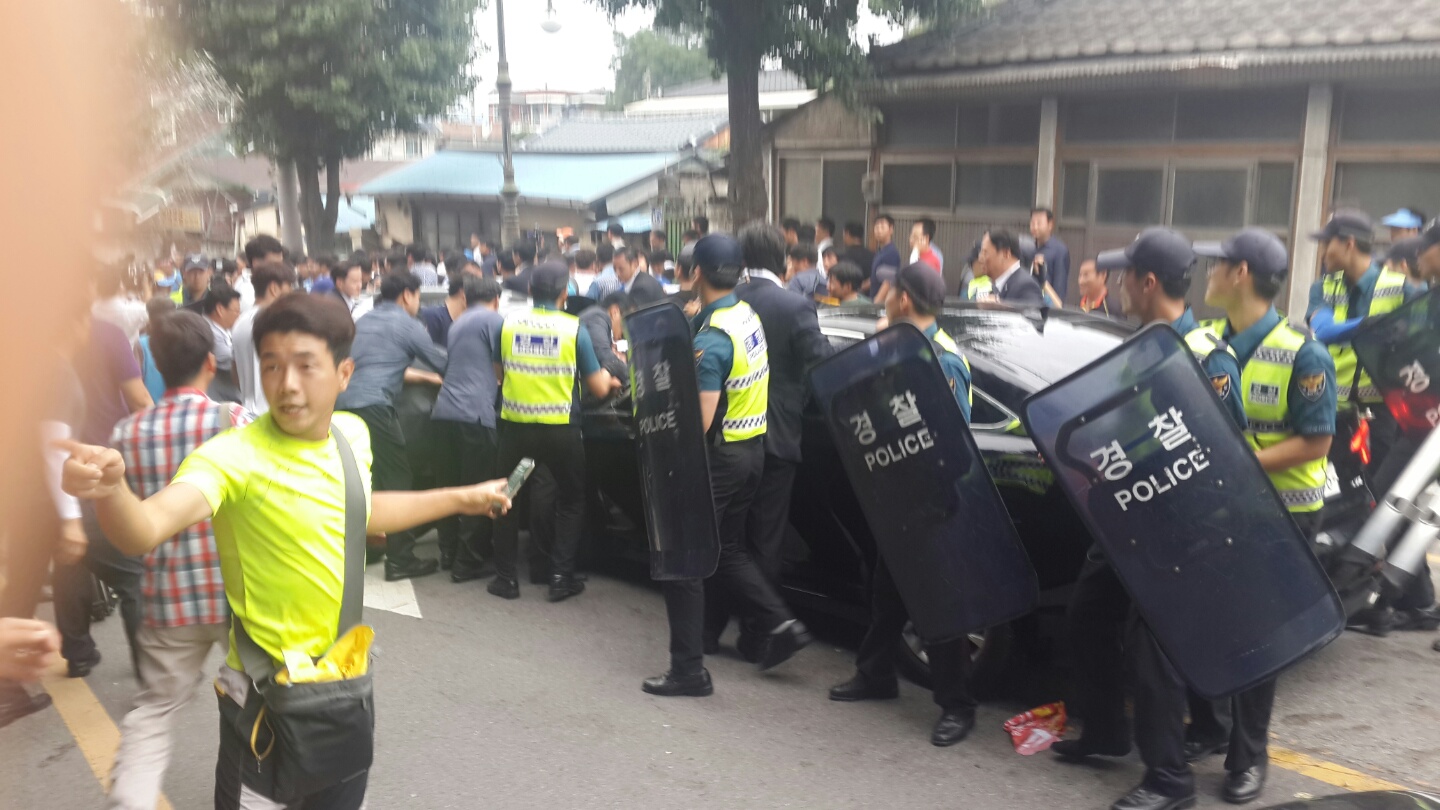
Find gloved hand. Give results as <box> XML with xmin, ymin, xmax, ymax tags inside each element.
<box><xmin>1310</xmin><ymin>307</ymin><xmax>1363</xmax><ymax>344</ymax></box>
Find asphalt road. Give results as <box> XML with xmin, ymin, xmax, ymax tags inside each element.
<box><xmin>2</xmin><ymin>541</ymin><xmax>1437</xmax><ymax>810</ymax></box>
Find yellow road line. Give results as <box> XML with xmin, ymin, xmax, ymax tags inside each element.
<box><xmin>1271</xmin><ymin>747</ymin><xmax>1410</xmax><ymax>793</ymax></box>
<box><xmin>42</xmin><ymin>666</ymin><xmax>173</xmax><ymax>810</ymax></box>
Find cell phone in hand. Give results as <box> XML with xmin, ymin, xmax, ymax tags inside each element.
<box><xmin>504</xmin><ymin>458</ymin><xmax>536</xmax><ymax>499</ymax></box>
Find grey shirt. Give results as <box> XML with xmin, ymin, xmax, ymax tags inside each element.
<box><xmin>431</xmin><ymin>306</ymin><xmax>504</xmax><ymax>427</ymax></box>
<box><xmin>336</xmin><ymin>301</ymin><xmax>447</xmax><ymax>411</ymax></box>
<box><xmin>787</xmin><ymin>267</ymin><xmax>828</xmax><ymax>299</ymax></box>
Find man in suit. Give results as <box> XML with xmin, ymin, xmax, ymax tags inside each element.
<box><xmin>980</xmin><ymin>228</ymin><xmax>1046</xmax><ymax>307</ymax></box>
<box><xmin>615</xmin><ymin>246</ymin><xmax>667</xmax><ymax>306</ymax></box>
<box><xmin>719</xmin><ymin>221</ymin><xmax>834</xmax><ymax>659</ymax></box>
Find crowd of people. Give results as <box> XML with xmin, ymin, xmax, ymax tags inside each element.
<box><xmin>0</xmin><ymin>196</ymin><xmax>1436</xmax><ymax>809</ymax></box>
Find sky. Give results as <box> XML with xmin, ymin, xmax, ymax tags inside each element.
<box><xmin>470</xmin><ymin>0</ymin><xmax>904</xmax><ymax>96</ymax></box>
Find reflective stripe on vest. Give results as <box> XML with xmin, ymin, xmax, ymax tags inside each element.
<box><xmin>965</xmin><ymin>276</ymin><xmax>993</xmax><ymax>301</ymax></box>
<box><xmin>705</xmin><ymin>301</ymin><xmax>769</xmax><ymax>443</ymax></box>
<box><xmin>1321</xmin><ymin>268</ymin><xmax>1407</xmax><ymax>407</ymax></box>
<box><xmin>499</xmin><ymin>309</ymin><xmax>580</xmax><ymax>425</ymax></box>
<box><xmin>1214</xmin><ymin>318</ymin><xmax>1327</xmax><ymax>513</ymax></box>
<box><xmin>931</xmin><ymin>328</ymin><xmax>973</xmax><ymax>408</ymax></box>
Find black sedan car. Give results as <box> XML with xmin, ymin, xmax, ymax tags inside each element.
<box><xmin>577</xmin><ymin>301</ymin><xmax>1132</xmax><ymax>695</ymax></box>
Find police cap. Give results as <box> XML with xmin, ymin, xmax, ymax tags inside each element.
<box><xmin>894</xmin><ymin>262</ymin><xmax>947</xmax><ymax>313</ymax></box>
<box><xmin>693</xmin><ymin>234</ymin><xmax>744</xmax><ymax>273</ymax></box>
<box><xmin>528</xmin><ymin>260</ymin><xmax>570</xmax><ymax>300</ymax></box>
<box><xmin>1095</xmin><ymin>227</ymin><xmax>1194</xmax><ymax>282</ymax></box>
<box><xmin>1309</xmin><ymin>208</ymin><xmax>1373</xmax><ymax>242</ymax></box>
<box><xmin>1194</xmin><ymin>228</ymin><xmax>1289</xmax><ymax>279</ymax></box>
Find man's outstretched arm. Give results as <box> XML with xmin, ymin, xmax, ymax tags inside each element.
<box><xmin>58</xmin><ymin>440</ymin><xmax>213</xmax><ymax>556</ymax></box>
<box><xmin>369</xmin><ymin>481</ymin><xmax>511</xmax><ymax>536</ymax></box>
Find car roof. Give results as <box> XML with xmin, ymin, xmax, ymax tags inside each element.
<box><xmin>817</xmin><ymin>300</ymin><xmax>1133</xmax><ymax>393</ymax></box>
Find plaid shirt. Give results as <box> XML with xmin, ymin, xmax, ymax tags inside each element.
<box><xmin>110</xmin><ymin>388</ymin><xmax>251</xmax><ymax>628</ymax></box>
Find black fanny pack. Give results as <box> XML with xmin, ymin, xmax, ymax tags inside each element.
<box><xmin>230</xmin><ymin>423</ymin><xmax>374</xmax><ymax>802</ymax></box>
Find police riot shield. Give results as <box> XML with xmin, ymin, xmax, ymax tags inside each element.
<box><xmin>809</xmin><ymin>323</ymin><xmax>1038</xmax><ymax>644</ymax></box>
<box><xmin>1023</xmin><ymin>324</ymin><xmax>1344</xmax><ymax>698</ymax></box>
<box><xmin>1353</xmin><ymin>286</ymin><xmax>1440</xmax><ymax>438</ymax></box>
<box><xmin>624</xmin><ymin>302</ymin><xmax>719</xmax><ymax>581</ymax></box>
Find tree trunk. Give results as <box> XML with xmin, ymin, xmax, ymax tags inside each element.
<box><xmin>323</xmin><ymin>151</ymin><xmax>342</xmax><ymax>250</ymax></box>
<box><xmin>274</xmin><ymin>158</ymin><xmax>305</xmax><ymax>252</ymax></box>
<box><xmin>722</xmin><ymin>3</ymin><xmax>766</xmax><ymax>227</ymax></box>
<box><xmin>295</xmin><ymin>152</ymin><xmax>329</xmax><ymax>255</ymax></box>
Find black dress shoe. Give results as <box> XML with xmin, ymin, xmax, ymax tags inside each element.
<box><xmin>1394</xmin><ymin>605</ymin><xmax>1440</xmax><ymax>631</ymax></box>
<box><xmin>0</xmin><ymin>687</ymin><xmax>52</xmax><ymax>729</ymax></box>
<box><xmin>1111</xmin><ymin>785</ymin><xmax>1197</xmax><ymax>810</ymax></box>
<box><xmin>758</xmin><ymin>620</ymin><xmax>812</xmax><ymax>671</ymax></box>
<box><xmin>450</xmin><ymin>563</ymin><xmax>492</xmax><ymax>584</ymax></box>
<box><xmin>67</xmin><ymin>651</ymin><xmax>101</xmax><ymax>679</ymax></box>
<box><xmin>735</xmin><ymin>632</ymin><xmax>764</xmax><ymax>663</ymax></box>
<box><xmin>486</xmin><ymin>575</ymin><xmax>520</xmax><ymax>599</ymax></box>
<box><xmin>1182</xmin><ymin>736</ymin><xmax>1228</xmax><ymax>763</ymax></box>
<box><xmin>1222</xmin><ymin>764</ymin><xmax>1267</xmax><ymax>805</ymax></box>
<box><xmin>385</xmin><ymin>557</ymin><xmax>439</xmax><ymax>582</ymax></box>
<box><xmin>546</xmin><ymin>574</ymin><xmax>585</xmax><ymax>603</ymax></box>
<box><xmin>642</xmin><ymin>669</ymin><xmax>713</xmax><ymax>697</ymax></box>
<box><xmin>1052</xmin><ymin>737</ymin><xmax>1132</xmax><ymax>760</ymax></box>
<box><xmin>1346</xmin><ymin>606</ymin><xmax>1394</xmax><ymax>637</ymax></box>
<box><xmin>828</xmin><ymin>675</ymin><xmax>900</xmax><ymax>702</ymax></box>
<box><xmin>930</xmin><ymin>712</ymin><xmax>976</xmax><ymax>747</ymax></box>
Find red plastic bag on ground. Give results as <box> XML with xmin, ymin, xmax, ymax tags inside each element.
<box><xmin>1003</xmin><ymin>702</ymin><xmax>1067</xmax><ymax>755</ymax></box>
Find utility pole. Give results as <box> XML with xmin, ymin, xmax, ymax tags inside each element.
<box><xmin>496</xmin><ymin>0</ymin><xmax>520</xmax><ymax>246</ymax></box>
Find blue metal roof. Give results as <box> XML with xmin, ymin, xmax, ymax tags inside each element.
<box><xmin>358</xmin><ymin>151</ymin><xmax>680</xmax><ymax>203</ymax></box>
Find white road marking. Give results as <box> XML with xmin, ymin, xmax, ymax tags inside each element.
<box><xmin>363</xmin><ymin>564</ymin><xmax>423</xmax><ymax>618</ymax></box>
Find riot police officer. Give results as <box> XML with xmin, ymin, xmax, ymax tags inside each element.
<box><xmin>643</xmin><ymin>234</ymin><xmax>811</xmax><ymax>697</ymax></box>
<box><xmin>1058</xmin><ymin>229</ymin><xmax>1247</xmax><ymax>810</ymax></box>
<box><xmin>828</xmin><ymin>262</ymin><xmax>979</xmax><ymax>747</ymax></box>
<box><xmin>488</xmin><ymin>263</ymin><xmax>620</xmax><ymax>601</ymax></box>
<box><xmin>1192</xmin><ymin>228</ymin><xmax>1337</xmax><ymax>805</ymax></box>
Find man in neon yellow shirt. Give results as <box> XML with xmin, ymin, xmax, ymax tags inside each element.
<box><xmin>60</xmin><ymin>294</ymin><xmax>511</xmax><ymax>809</ymax></box>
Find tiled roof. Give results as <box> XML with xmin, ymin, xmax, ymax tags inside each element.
<box><xmin>873</xmin><ymin>0</ymin><xmax>1440</xmax><ymax>75</ymax></box>
<box><xmin>518</xmin><ymin>115</ymin><xmax>728</xmax><ymax>154</ymax></box>
<box><xmin>660</xmin><ymin>70</ymin><xmax>808</xmax><ymax>98</ymax></box>
<box><xmin>358</xmin><ymin>151</ymin><xmax>683</xmax><ymax>203</ymax></box>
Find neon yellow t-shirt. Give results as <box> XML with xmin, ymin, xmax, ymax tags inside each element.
<box><xmin>173</xmin><ymin>411</ymin><xmax>372</xmax><ymax>673</ymax></box>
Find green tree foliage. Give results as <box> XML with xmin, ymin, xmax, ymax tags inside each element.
<box><xmin>610</xmin><ymin>29</ymin><xmax>715</xmax><ymax>109</ymax></box>
<box><xmin>590</xmin><ymin>0</ymin><xmax>977</xmax><ymax>225</ymax></box>
<box><xmin>152</xmin><ymin>0</ymin><xmax>480</xmax><ymax>251</ymax></box>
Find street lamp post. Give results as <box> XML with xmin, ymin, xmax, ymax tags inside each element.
<box><xmin>496</xmin><ymin>0</ymin><xmax>520</xmax><ymax>246</ymax></box>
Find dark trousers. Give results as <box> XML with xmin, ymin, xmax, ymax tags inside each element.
<box><xmin>350</xmin><ymin>405</ymin><xmax>418</xmax><ymax>563</ymax></box>
<box><xmin>53</xmin><ymin>504</ymin><xmax>143</xmax><ymax>677</ymax></box>
<box><xmin>664</xmin><ymin>439</ymin><xmax>793</xmax><ymax>676</ymax></box>
<box><xmin>430</xmin><ymin>419</ymin><xmax>498</xmax><ymax>576</ymax></box>
<box><xmin>491</xmin><ymin>421</ymin><xmax>585</xmax><ymax>580</ymax></box>
<box><xmin>1062</xmin><ymin>551</ymin><xmax>1132</xmax><ymax>745</ymax></box>
<box><xmin>855</xmin><ymin>556</ymin><xmax>976</xmax><ymax>715</ymax></box>
<box><xmin>215</xmin><ymin>694</ymin><xmax>367</xmax><ymax>810</ymax></box>
<box><xmin>705</xmin><ymin>455</ymin><xmax>798</xmax><ymax>641</ymax></box>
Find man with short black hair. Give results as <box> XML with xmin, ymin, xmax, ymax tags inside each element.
<box><xmin>841</xmin><ymin>221</ymin><xmax>874</xmax><ymax>276</ymax></box>
<box><xmin>785</xmin><ymin>243</ymin><xmax>827</xmax><ymax>299</ymax></box>
<box><xmin>909</xmin><ymin>218</ymin><xmax>941</xmax><ymax>272</ymax></box>
<box><xmin>781</xmin><ymin>217</ymin><xmax>801</xmax><ymax>247</ymax></box>
<box><xmin>106</xmin><ymin>310</ymin><xmax>252</xmax><ymax>810</ymax></box>
<box><xmin>179</xmin><ymin>255</ymin><xmax>213</xmax><ymax>312</ymax></box>
<box><xmin>489</xmin><ymin>263</ymin><xmax>620</xmax><ymax>601</ymax></box>
<box><xmin>871</xmin><ymin>215</ymin><xmax>900</xmax><ymax>294</ymax></box>
<box><xmin>232</xmin><ymin>261</ymin><xmax>297</xmax><ymax>415</ymax></box>
<box><xmin>607</xmin><ymin>223</ymin><xmax>626</xmax><ymax>251</ymax></box>
<box><xmin>649</xmin><ymin>229</ymin><xmax>668</xmax><ymax>254</ymax></box>
<box><xmin>615</xmin><ymin>246</ymin><xmax>666</xmax><ymax>306</ymax></box>
<box><xmin>331</xmin><ymin>260</ymin><xmax>371</xmax><ymax>321</ymax></box>
<box><xmin>586</xmin><ymin>242</ymin><xmax>620</xmax><ymax>300</ymax></box>
<box><xmin>980</xmin><ymin>228</ymin><xmax>1045</xmax><ymax>306</ymax></box>
<box><xmin>336</xmin><ymin>270</ymin><xmax>449</xmax><ymax>581</ymax></box>
<box><xmin>1077</xmin><ymin>259</ymin><xmax>1115</xmax><ymax>318</ymax></box>
<box><xmin>692</xmin><ymin>215</ymin><xmax>709</xmax><ymax>236</ymax></box>
<box><xmin>579</xmin><ymin>291</ymin><xmax>633</xmax><ymax>392</ymax></box>
<box><xmin>821</xmin><ymin>246</ymin><xmax>838</xmax><ymax>274</ymax></box>
<box><xmin>61</xmin><ymin>294</ymin><xmax>511</xmax><ymax>810</ymax></box>
<box><xmin>201</xmin><ymin>283</ymin><xmax>243</xmax><ymax>403</ymax></box>
<box><xmin>572</xmin><ymin>248</ymin><xmax>599</xmax><ymax>295</ymax></box>
<box><xmin>827</xmin><ymin>261</ymin><xmax>869</xmax><ymax>307</ymax></box>
<box><xmin>420</xmin><ymin>274</ymin><xmax>470</xmax><ymax>346</ymax></box>
<box><xmin>431</xmin><ymin>277</ymin><xmax>506</xmax><ymax>581</ymax></box>
<box><xmin>504</xmin><ymin>241</ymin><xmax>538</xmax><ymax>293</ymax></box>
<box><xmin>1030</xmin><ymin>207</ymin><xmax>1071</xmax><ymax>302</ymax></box>
<box><xmin>406</xmin><ymin>243</ymin><xmax>439</xmax><ymax>286</ymax></box>
<box><xmin>815</xmin><ymin>217</ymin><xmax>835</xmax><ymax>257</ymax></box>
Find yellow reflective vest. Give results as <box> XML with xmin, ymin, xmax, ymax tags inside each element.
<box><xmin>702</xmin><ymin>300</ymin><xmax>769</xmax><ymax>443</ymax></box>
<box><xmin>499</xmin><ymin>308</ymin><xmax>580</xmax><ymax>424</ymax></box>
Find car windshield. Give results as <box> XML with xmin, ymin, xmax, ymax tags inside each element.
<box><xmin>941</xmin><ymin>308</ymin><xmax>1130</xmax><ymax>391</ymax></box>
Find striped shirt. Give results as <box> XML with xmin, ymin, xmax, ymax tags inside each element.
<box><xmin>110</xmin><ymin>388</ymin><xmax>251</xmax><ymax>628</ymax></box>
